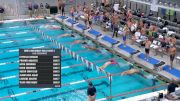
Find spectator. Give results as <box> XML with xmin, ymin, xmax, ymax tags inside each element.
<box><xmin>122</xmin><ymin>26</ymin><xmax>129</xmax><ymax>46</ymax></box>
<box><xmin>141</xmin><ymin>27</ymin><xmax>147</xmax><ymax>36</ymax></box>
<box><xmin>84</xmin><ymin>11</ymin><xmax>88</xmax><ymax>26</ymax></box>
<box><xmin>132</xmin><ymin>28</ymin><xmax>141</xmax><ymax>44</ymax></box>
<box><xmin>169</xmin><ymin>35</ymin><xmax>177</xmax><ymax>46</ymax></box>
<box><xmin>70</xmin><ymin>6</ymin><xmax>75</xmax><ymax>19</ymax></box>
<box><xmin>112</xmin><ymin>13</ymin><xmax>120</xmax><ymax>38</ymax></box>
<box><xmin>139</xmin><ymin>20</ymin><xmax>144</xmax><ymax>28</ymax></box>
<box><xmin>169</xmin><ymin>44</ymin><xmax>176</xmax><ymax>69</ymax></box>
<box><xmin>127</xmin><ymin>10</ymin><xmax>133</xmax><ymax>20</ymax></box>
<box><xmin>27</xmin><ymin>3</ymin><xmax>33</xmax><ymax>18</ymax></box>
<box><xmin>45</xmin><ymin>3</ymin><xmax>50</xmax><ymax>16</ymax></box>
<box><xmin>0</xmin><ymin>6</ymin><xmax>5</xmax><ymax>21</ymax></box>
<box><xmin>40</xmin><ymin>3</ymin><xmax>44</xmax><ymax>16</ymax></box>
<box><xmin>149</xmin><ymin>10</ymin><xmax>153</xmax><ymax>16</ymax></box>
<box><xmin>58</xmin><ymin>0</ymin><xmax>65</xmax><ymax>16</ymax></box>
<box><xmin>88</xmin><ymin>14</ymin><xmax>93</xmax><ymax>28</ymax></box>
<box><xmin>144</xmin><ymin>38</ymin><xmax>152</xmax><ymax>60</ymax></box>
<box><xmin>87</xmin><ymin>82</ymin><xmax>96</xmax><ymax>101</ymax></box>
<box><xmin>33</xmin><ymin>3</ymin><xmax>39</xmax><ymax>17</ymax></box>
<box><xmin>152</xmin><ymin>25</ymin><xmax>158</xmax><ymax>39</ymax></box>
<box><xmin>130</xmin><ymin>20</ymin><xmax>137</xmax><ymax>35</ymax></box>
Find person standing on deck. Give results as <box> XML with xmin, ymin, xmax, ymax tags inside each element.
<box><xmin>33</xmin><ymin>3</ymin><xmax>39</xmax><ymax>17</ymax></box>
<box><xmin>27</xmin><ymin>3</ymin><xmax>33</xmax><ymax>18</ymax></box>
<box><xmin>169</xmin><ymin>44</ymin><xmax>176</xmax><ymax>69</ymax></box>
<box><xmin>87</xmin><ymin>82</ymin><xmax>96</xmax><ymax>101</ymax></box>
<box><xmin>144</xmin><ymin>38</ymin><xmax>151</xmax><ymax>61</ymax></box>
<box><xmin>88</xmin><ymin>13</ymin><xmax>93</xmax><ymax>28</ymax></box>
<box><xmin>112</xmin><ymin>13</ymin><xmax>120</xmax><ymax>38</ymax></box>
<box><xmin>84</xmin><ymin>11</ymin><xmax>89</xmax><ymax>26</ymax></box>
<box><xmin>45</xmin><ymin>3</ymin><xmax>50</xmax><ymax>16</ymax></box>
<box><xmin>39</xmin><ymin>3</ymin><xmax>44</xmax><ymax>16</ymax></box>
<box><xmin>0</xmin><ymin>6</ymin><xmax>5</xmax><ymax>21</ymax></box>
<box><xmin>58</xmin><ymin>0</ymin><xmax>65</xmax><ymax>16</ymax></box>
<box><xmin>70</xmin><ymin>6</ymin><xmax>75</xmax><ymax>19</ymax></box>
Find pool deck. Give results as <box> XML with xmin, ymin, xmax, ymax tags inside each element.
<box><xmin>54</xmin><ymin>14</ymin><xmax>180</xmax><ymax>82</ymax></box>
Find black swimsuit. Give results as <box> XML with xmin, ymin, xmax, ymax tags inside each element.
<box><xmin>170</xmin><ymin>54</ymin><xmax>175</xmax><ymax>61</ymax></box>
<box><xmin>145</xmin><ymin>48</ymin><xmax>150</xmax><ymax>54</ymax></box>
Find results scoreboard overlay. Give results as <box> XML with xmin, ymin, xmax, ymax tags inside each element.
<box><xmin>19</xmin><ymin>49</ymin><xmax>61</xmax><ymax>88</ymax></box>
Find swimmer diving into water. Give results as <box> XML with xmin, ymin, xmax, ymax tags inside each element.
<box><xmin>99</xmin><ymin>59</ymin><xmax>119</xmax><ymax>71</ymax></box>
<box><xmin>121</xmin><ymin>69</ymin><xmax>140</xmax><ymax>76</ymax></box>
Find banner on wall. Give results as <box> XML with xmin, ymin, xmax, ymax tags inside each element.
<box><xmin>150</xmin><ymin>0</ymin><xmax>158</xmax><ymax>12</ymax></box>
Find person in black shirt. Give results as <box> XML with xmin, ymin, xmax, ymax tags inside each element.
<box><xmin>33</xmin><ymin>3</ymin><xmax>39</xmax><ymax>17</ymax></box>
<box><xmin>40</xmin><ymin>3</ymin><xmax>44</xmax><ymax>16</ymax></box>
<box><xmin>87</xmin><ymin>82</ymin><xmax>96</xmax><ymax>101</ymax></box>
<box><xmin>45</xmin><ymin>3</ymin><xmax>50</xmax><ymax>16</ymax></box>
<box><xmin>167</xmin><ymin>80</ymin><xmax>178</xmax><ymax>94</ymax></box>
<box><xmin>0</xmin><ymin>6</ymin><xmax>5</xmax><ymax>21</ymax></box>
<box><xmin>27</xmin><ymin>3</ymin><xmax>33</xmax><ymax>18</ymax></box>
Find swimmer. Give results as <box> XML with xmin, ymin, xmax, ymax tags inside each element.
<box><xmin>72</xmin><ymin>40</ymin><xmax>86</xmax><ymax>45</ymax></box>
<box><xmin>83</xmin><ymin>44</ymin><xmax>99</xmax><ymax>51</ymax></box>
<box><xmin>57</xmin><ymin>34</ymin><xmax>75</xmax><ymax>38</ymax></box>
<box><xmin>121</xmin><ymin>68</ymin><xmax>154</xmax><ymax>78</ymax></box>
<box><xmin>73</xmin><ymin>40</ymin><xmax>82</xmax><ymax>44</ymax></box>
<box><xmin>41</xmin><ymin>24</ymin><xmax>61</xmax><ymax>29</ymax></box>
<box><xmin>51</xmin><ymin>25</ymin><xmax>61</xmax><ymax>29</ymax></box>
<box><xmin>99</xmin><ymin>59</ymin><xmax>118</xmax><ymax>71</ymax></box>
<box><xmin>121</xmin><ymin>69</ymin><xmax>140</xmax><ymax>76</ymax></box>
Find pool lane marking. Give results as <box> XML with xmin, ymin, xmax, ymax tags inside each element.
<box><xmin>0</xmin><ymin>60</ymin><xmax>19</xmax><ymax>66</ymax></box>
<box><xmin>8</xmin><ymin>49</ymin><xmax>19</xmax><ymax>52</ymax></box>
<box><xmin>24</xmin><ymin>38</ymin><xmax>36</xmax><ymax>41</ymax></box>
<box><xmin>1</xmin><ymin>37</ymin><xmax>38</xmax><ymax>45</ymax></box>
<box><xmin>69</xmin><ymin>80</ymin><xmax>85</xmax><ymax>85</ymax></box>
<box><xmin>0</xmin><ymin>75</ymin><xmax>17</xmax><ymax>80</ymax></box>
<box><xmin>0</xmin><ymin>44</ymin><xmax>45</xmax><ymax>54</ymax></box>
<box><xmin>1</xmin><ymin>41</ymin><xmax>14</xmax><ymax>44</ymax></box>
<box><xmin>0</xmin><ymin>34</ymin><xmax>6</xmax><ymax>36</ymax></box>
<box><xmin>9</xmin><ymin>26</ymin><xmax>20</xmax><ymax>29</ymax></box>
<box><xmin>15</xmin><ymin>32</ymin><xmax>27</xmax><ymax>35</ymax></box>
<box><xmin>32</xmin><ymin>46</ymin><xmax>45</xmax><ymax>49</ymax></box>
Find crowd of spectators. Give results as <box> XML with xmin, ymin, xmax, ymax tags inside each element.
<box><xmin>66</xmin><ymin>1</ymin><xmax>179</xmax><ymax>69</ymax></box>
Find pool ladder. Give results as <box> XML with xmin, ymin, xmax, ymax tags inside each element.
<box><xmin>8</xmin><ymin>89</ymin><xmax>17</xmax><ymax>101</ymax></box>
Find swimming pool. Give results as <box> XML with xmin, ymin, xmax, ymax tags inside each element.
<box><xmin>0</xmin><ymin>19</ymin><xmax>166</xmax><ymax>101</ymax></box>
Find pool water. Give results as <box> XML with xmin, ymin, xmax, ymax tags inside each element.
<box><xmin>0</xmin><ymin>19</ymin><xmax>165</xmax><ymax>101</ymax></box>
